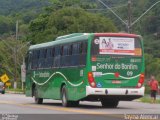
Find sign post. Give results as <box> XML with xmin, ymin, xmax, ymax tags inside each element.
<box><xmin>21</xmin><ymin>63</ymin><xmax>26</xmax><ymax>90</ymax></box>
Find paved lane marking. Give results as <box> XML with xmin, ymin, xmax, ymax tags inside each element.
<box><xmin>0</xmin><ymin>100</ymin><xmax>124</xmax><ymax>119</ymax></box>
<box><xmin>23</xmin><ymin>104</ymin><xmax>108</xmax><ymax>115</ymax></box>
<box><xmin>0</xmin><ymin>101</ymin><xmax>17</xmax><ymax>104</ymax></box>
<box><xmin>0</xmin><ymin>100</ymin><xmax>103</xmax><ymax>114</ymax></box>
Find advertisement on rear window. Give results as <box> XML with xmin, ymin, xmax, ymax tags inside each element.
<box><xmin>99</xmin><ymin>37</ymin><xmax>135</xmax><ymax>55</ymax></box>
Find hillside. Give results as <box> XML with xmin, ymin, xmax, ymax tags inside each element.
<box><xmin>0</xmin><ymin>0</ymin><xmax>50</xmax><ymax>15</ymax></box>
<box><xmin>1</xmin><ymin>0</ymin><xmax>160</xmax><ymax>83</ymax></box>
<box><xmin>1</xmin><ymin>0</ymin><xmax>160</xmax><ymax>57</ymax></box>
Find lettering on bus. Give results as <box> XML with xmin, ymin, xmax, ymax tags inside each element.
<box><xmin>33</xmin><ymin>71</ymin><xmax>50</xmax><ymax>78</ymax></box>
<box><xmin>96</xmin><ymin>63</ymin><xmax>138</xmax><ymax>70</ymax></box>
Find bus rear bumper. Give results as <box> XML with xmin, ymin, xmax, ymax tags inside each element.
<box><xmin>86</xmin><ymin>86</ymin><xmax>145</xmax><ymax>96</ymax></box>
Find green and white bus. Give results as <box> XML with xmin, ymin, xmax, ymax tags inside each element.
<box><xmin>25</xmin><ymin>33</ymin><xmax>145</xmax><ymax>108</ymax></box>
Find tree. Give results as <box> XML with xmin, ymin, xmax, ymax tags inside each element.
<box><xmin>28</xmin><ymin>7</ymin><xmax>117</xmax><ymax>44</ymax></box>
<box><xmin>0</xmin><ymin>38</ymin><xmax>29</xmax><ymax>88</ymax></box>
<box><xmin>0</xmin><ymin>15</ymin><xmax>14</xmax><ymax>35</ymax></box>
<box><xmin>145</xmin><ymin>53</ymin><xmax>160</xmax><ymax>79</ymax></box>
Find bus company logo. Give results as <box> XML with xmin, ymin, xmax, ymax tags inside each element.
<box><xmin>33</xmin><ymin>71</ymin><xmax>50</xmax><ymax>78</ymax></box>
<box><xmin>1</xmin><ymin>114</ymin><xmax>18</xmax><ymax>120</ymax></box>
<box><xmin>94</xmin><ymin>39</ymin><xmax>100</xmax><ymax>44</ymax></box>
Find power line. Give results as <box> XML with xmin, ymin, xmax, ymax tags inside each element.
<box><xmin>97</xmin><ymin>0</ymin><xmax>160</xmax><ymax>33</ymax></box>
<box><xmin>97</xmin><ymin>0</ymin><xmax>128</xmax><ymax>26</ymax></box>
<box><xmin>128</xmin><ymin>0</ymin><xmax>132</xmax><ymax>33</ymax></box>
<box><xmin>86</xmin><ymin>4</ymin><xmax>127</xmax><ymax>11</ymax></box>
<box><xmin>131</xmin><ymin>1</ymin><xmax>160</xmax><ymax>27</ymax></box>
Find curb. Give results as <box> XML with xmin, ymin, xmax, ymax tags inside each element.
<box><xmin>133</xmin><ymin>99</ymin><xmax>141</xmax><ymax>102</ymax></box>
<box><xmin>6</xmin><ymin>91</ymin><xmax>25</xmax><ymax>94</ymax></box>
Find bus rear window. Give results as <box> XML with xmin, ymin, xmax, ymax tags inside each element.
<box><xmin>91</xmin><ymin>36</ymin><xmax>142</xmax><ymax>56</ymax></box>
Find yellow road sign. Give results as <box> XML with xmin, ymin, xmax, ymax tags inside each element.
<box><xmin>0</xmin><ymin>74</ymin><xmax>9</xmax><ymax>83</ymax></box>
<box><xmin>6</xmin><ymin>82</ymin><xmax>11</xmax><ymax>86</ymax></box>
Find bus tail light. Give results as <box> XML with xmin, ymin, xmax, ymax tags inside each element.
<box><xmin>88</xmin><ymin>72</ymin><xmax>96</xmax><ymax>88</ymax></box>
<box><xmin>137</xmin><ymin>73</ymin><xmax>145</xmax><ymax>88</ymax></box>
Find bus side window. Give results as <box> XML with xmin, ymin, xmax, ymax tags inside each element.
<box><xmin>79</xmin><ymin>42</ymin><xmax>83</xmax><ymax>54</ymax></box>
<box><xmin>61</xmin><ymin>45</ymin><xmax>64</xmax><ymax>67</ymax></box>
<box><xmin>79</xmin><ymin>41</ymin><xmax>87</xmax><ymax>66</ymax></box>
<box><xmin>36</xmin><ymin>50</ymin><xmax>40</xmax><ymax>69</ymax></box>
<box><xmin>61</xmin><ymin>45</ymin><xmax>70</xmax><ymax>67</ymax></box>
<box><xmin>52</xmin><ymin>47</ymin><xmax>55</xmax><ymax>57</ymax></box>
<box><xmin>51</xmin><ymin>47</ymin><xmax>55</xmax><ymax>68</ymax></box>
<box><xmin>44</xmin><ymin>49</ymin><xmax>48</xmax><ymax>68</ymax></box>
<box><xmin>83</xmin><ymin>41</ymin><xmax>87</xmax><ymax>54</ymax></box>
<box><xmin>71</xmin><ymin>43</ymin><xmax>79</xmax><ymax>66</ymax></box>
<box><xmin>69</xmin><ymin>44</ymin><xmax>73</xmax><ymax>55</ymax></box>
<box><xmin>46</xmin><ymin>48</ymin><xmax>53</xmax><ymax>68</ymax></box>
<box><xmin>44</xmin><ymin>49</ymin><xmax>47</xmax><ymax>58</ymax></box>
<box><xmin>67</xmin><ymin>44</ymin><xmax>73</xmax><ymax>67</ymax></box>
<box><xmin>38</xmin><ymin>49</ymin><xmax>46</xmax><ymax>69</ymax></box>
<box><xmin>32</xmin><ymin>50</ymin><xmax>39</xmax><ymax>69</ymax></box>
<box><xmin>53</xmin><ymin>46</ymin><xmax>61</xmax><ymax>68</ymax></box>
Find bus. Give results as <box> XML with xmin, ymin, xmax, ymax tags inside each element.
<box><xmin>25</xmin><ymin>33</ymin><xmax>145</xmax><ymax>108</ymax></box>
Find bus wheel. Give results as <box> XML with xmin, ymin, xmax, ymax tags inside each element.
<box><xmin>34</xmin><ymin>87</ymin><xmax>43</xmax><ymax>104</ymax></box>
<box><xmin>101</xmin><ymin>99</ymin><xmax>119</xmax><ymax>108</ymax></box>
<box><xmin>61</xmin><ymin>85</ymin><xmax>70</xmax><ymax>107</ymax></box>
<box><xmin>61</xmin><ymin>85</ymin><xmax>79</xmax><ymax>107</ymax></box>
<box><xmin>71</xmin><ymin>101</ymin><xmax>79</xmax><ymax>107</ymax></box>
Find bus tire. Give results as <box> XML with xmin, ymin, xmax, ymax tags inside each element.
<box><xmin>61</xmin><ymin>86</ymin><xmax>79</xmax><ymax>107</ymax></box>
<box><xmin>61</xmin><ymin>85</ymin><xmax>80</xmax><ymax>107</ymax></box>
<box><xmin>34</xmin><ymin>87</ymin><xmax>43</xmax><ymax>104</ymax></box>
<box><xmin>101</xmin><ymin>99</ymin><xmax>119</xmax><ymax>108</ymax></box>
<box><xmin>61</xmin><ymin>85</ymin><xmax>71</xmax><ymax>107</ymax></box>
<box><xmin>71</xmin><ymin>101</ymin><xmax>79</xmax><ymax>107</ymax></box>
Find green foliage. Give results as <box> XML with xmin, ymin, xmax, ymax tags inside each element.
<box><xmin>0</xmin><ymin>0</ymin><xmax>51</xmax><ymax>40</ymax></box>
<box><xmin>0</xmin><ymin>16</ymin><xmax>14</xmax><ymax>34</ymax></box>
<box><xmin>1</xmin><ymin>0</ymin><xmax>160</xmax><ymax>85</ymax></box>
<box><xmin>0</xmin><ymin>0</ymin><xmax>50</xmax><ymax>15</ymax></box>
<box><xmin>0</xmin><ymin>38</ymin><xmax>29</xmax><ymax>84</ymax></box>
<box><xmin>49</xmin><ymin>0</ymin><xmax>80</xmax><ymax>7</ymax></box>
<box><xmin>140</xmin><ymin>96</ymin><xmax>160</xmax><ymax>104</ymax></box>
<box><xmin>145</xmin><ymin>53</ymin><xmax>160</xmax><ymax>80</ymax></box>
<box><xmin>28</xmin><ymin>7</ymin><xmax>117</xmax><ymax>44</ymax></box>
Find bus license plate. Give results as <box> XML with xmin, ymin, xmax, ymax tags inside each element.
<box><xmin>112</xmin><ymin>80</ymin><xmax>121</xmax><ymax>84</ymax></box>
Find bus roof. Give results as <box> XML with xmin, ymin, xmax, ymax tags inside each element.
<box><xmin>29</xmin><ymin>33</ymin><xmax>140</xmax><ymax>50</ymax></box>
<box><xmin>95</xmin><ymin>33</ymin><xmax>139</xmax><ymax>38</ymax></box>
<box><xmin>29</xmin><ymin>33</ymin><xmax>90</xmax><ymax>50</ymax></box>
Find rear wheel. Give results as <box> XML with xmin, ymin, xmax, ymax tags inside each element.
<box><xmin>71</xmin><ymin>101</ymin><xmax>79</xmax><ymax>107</ymax></box>
<box><xmin>34</xmin><ymin>87</ymin><xmax>43</xmax><ymax>104</ymax></box>
<box><xmin>101</xmin><ymin>99</ymin><xmax>119</xmax><ymax>108</ymax></box>
<box><xmin>61</xmin><ymin>85</ymin><xmax>79</xmax><ymax>107</ymax></box>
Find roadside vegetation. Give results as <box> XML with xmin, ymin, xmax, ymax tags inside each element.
<box><xmin>140</xmin><ymin>96</ymin><xmax>160</xmax><ymax>104</ymax></box>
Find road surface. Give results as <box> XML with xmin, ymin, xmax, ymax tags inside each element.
<box><xmin>0</xmin><ymin>93</ymin><xmax>160</xmax><ymax>120</ymax></box>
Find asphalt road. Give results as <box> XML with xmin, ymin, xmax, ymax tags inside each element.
<box><xmin>0</xmin><ymin>93</ymin><xmax>160</xmax><ymax>120</ymax></box>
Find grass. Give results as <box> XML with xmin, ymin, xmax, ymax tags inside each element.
<box><xmin>140</xmin><ymin>96</ymin><xmax>160</xmax><ymax>104</ymax></box>
<box><xmin>6</xmin><ymin>88</ymin><xmax>25</xmax><ymax>93</ymax></box>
